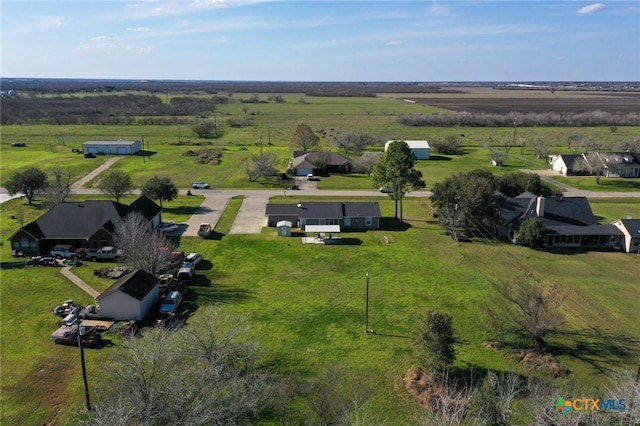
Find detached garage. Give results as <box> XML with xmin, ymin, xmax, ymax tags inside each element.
<box><xmin>83</xmin><ymin>140</ymin><xmax>142</xmax><ymax>155</ymax></box>
<box><xmin>385</xmin><ymin>140</ymin><xmax>430</xmax><ymax>160</ymax></box>
<box><xmin>96</xmin><ymin>269</ymin><xmax>160</xmax><ymax>321</ymax></box>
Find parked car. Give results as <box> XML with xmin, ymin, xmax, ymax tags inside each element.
<box><xmin>51</xmin><ymin>244</ymin><xmax>84</xmax><ymax>259</ymax></box>
<box><xmin>86</xmin><ymin>246</ymin><xmax>122</xmax><ymax>261</ymax></box>
<box><xmin>51</xmin><ymin>324</ymin><xmax>101</xmax><ymax>347</ymax></box>
<box><xmin>176</xmin><ymin>264</ymin><xmax>195</xmax><ymax>283</ymax></box>
<box><xmin>379</xmin><ymin>187</ymin><xmax>395</xmax><ymax>193</ymax></box>
<box><xmin>27</xmin><ymin>255</ymin><xmax>58</xmax><ymax>266</ymax></box>
<box><xmin>52</xmin><ymin>300</ymin><xmax>80</xmax><ymax>317</ymax></box>
<box><xmin>192</xmin><ymin>181</ymin><xmax>211</xmax><ymax>189</ymax></box>
<box><xmin>160</xmin><ymin>222</ymin><xmax>179</xmax><ymax>233</ymax></box>
<box><xmin>306</xmin><ymin>174</ymin><xmax>318</xmax><ymax>181</ymax></box>
<box><xmin>182</xmin><ymin>252</ymin><xmax>202</xmax><ymax>267</ymax></box>
<box><xmin>159</xmin><ymin>291</ymin><xmax>183</xmax><ymax>315</ymax></box>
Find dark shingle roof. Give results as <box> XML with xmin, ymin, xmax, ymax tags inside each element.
<box><xmin>35</xmin><ymin>200</ymin><xmax>130</xmax><ymax>239</ymax></box>
<box><xmin>343</xmin><ymin>202</ymin><xmax>381</xmax><ymax>217</ymax></box>
<box><xmin>546</xmin><ymin>224</ymin><xmax>623</xmax><ymax>236</ymax></box>
<box><xmin>297</xmin><ymin>202</ymin><xmax>344</xmax><ymax>219</ymax></box>
<box><xmin>557</xmin><ymin>154</ymin><xmax>585</xmax><ymax>169</ymax></box>
<box><xmin>618</xmin><ymin>219</ymin><xmax>640</xmax><ymax>235</ymax></box>
<box><xmin>265</xmin><ymin>204</ymin><xmax>299</xmax><ymax>216</ymax></box>
<box><xmin>98</xmin><ymin>269</ymin><xmax>159</xmax><ymax>301</ymax></box>
<box><xmin>130</xmin><ymin>195</ymin><xmax>162</xmax><ymax>220</ymax></box>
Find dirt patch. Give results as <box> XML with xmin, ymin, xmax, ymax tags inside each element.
<box><xmin>9</xmin><ymin>357</ymin><xmax>76</xmax><ymax>425</ymax></box>
<box><xmin>482</xmin><ymin>340</ymin><xmax>502</xmax><ymax>351</ymax></box>
<box><xmin>508</xmin><ymin>349</ymin><xmax>566</xmax><ymax>377</ymax></box>
<box><xmin>404</xmin><ymin>365</ymin><xmax>435</xmax><ymax>408</ymax></box>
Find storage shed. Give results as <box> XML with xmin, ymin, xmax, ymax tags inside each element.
<box><xmin>277</xmin><ymin>220</ymin><xmax>292</xmax><ymax>237</ymax></box>
<box><xmin>96</xmin><ymin>269</ymin><xmax>159</xmax><ymax>321</ymax></box>
<box><xmin>385</xmin><ymin>140</ymin><xmax>430</xmax><ymax>160</ymax></box>
<box><xmin>83</xmin><ymin>140</ymin><xmax>142</xmax><ymax>155</ymax></box>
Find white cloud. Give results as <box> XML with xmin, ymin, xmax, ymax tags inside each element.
<box><xmin>386</xmin><ymin>40</ymin><xmax>402</xmax><ymax>46</ymax></box>
<box><xmin>126</xmin><ymin>27</ymin><xmax>152</xmax><ymax>33</ymax></box>
<box><xmin>79</xmin><ymin>35</ymin><xmax>151</xmax><ymax>55</ymax></box>
<box><xmin>578</xmin><ymin>3</ymin><xmax>606</xmax><ymax>14</ymax></box>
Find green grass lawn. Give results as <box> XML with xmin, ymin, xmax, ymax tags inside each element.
<box><xmin>1</xmin><ymin>195</ymin><xmax>639</xmax><ymax>424</ymax></box>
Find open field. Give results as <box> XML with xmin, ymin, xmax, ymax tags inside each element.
<box><xmin>1</xmin><ymin>194</ymin><xmax>639</xmax><ymax>424</ymax></box>
<box><xmin>2</xmin><ymin>88</ymin><xmax>640</xmax><ymax>424</ymax></box>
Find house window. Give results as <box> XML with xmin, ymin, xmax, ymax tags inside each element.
<box><xmin>20</xmin><ymin>238</ymin><xmax>30</xmax><ymax>249</ymax></box>
<box><xmin>12</xmin><ymin>241</ymin><xmax>19</xmax><ymax>250</ymax></box>
<box><xmin>365</xmin><ymin>217</ymin><xmax>372</xmax><ymax>226</ymax></box>
<box><xmin>30</xmin><ymin>242</ymin><xmax>38</xmax><ymax>252</ymax></box>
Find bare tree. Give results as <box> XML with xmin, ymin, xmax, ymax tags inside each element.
<box><xmin>42</xmin><ymin>167</ymin><xmax>73</xmax><ymax>208</ymax></box>
<box><xmin>531</xmin><ymin>137</ymin><xmax>549</xmax><ymax>159</ymax></box>
<box><xmin>331</xmin><ymin>129</ymin><xmax>376</xmax><ymax>156</ymax></box>
<box><xmin>113</xmin><ymin>211</ymin><xmax>175</xmax><ymax>274</ymax></box>
<box><xmin>566</xmin><ymin>131</ymin><xmax>582</xmax><ymax>150</ymax></box>
<box><xmin>494</xmin><ymin>275</ymin><xmax>566</xmax><ymax>350</ymax></box>
<box><xmin>415</xmin><ymin>371</ymin><xmax>477</xmax><ymax>426</ymax></box>
<box><xmin>352</xmin><ymin>152</ymin><xmax>380</xmax><ymax>176</ymax></box>
<box><xmin>246</xmin><ymin>152</ymin><xmax>279</xmax><ymax>182</ymax></box>
<box><xmin>81</xmin><ymin>307</ymin><xmax>274</xmax><ymax>425</ymax></box>
<box><xmin>471</xmin><ymin>371</ymin><xmax>522</xmax><ymax>426</ymax></box>
<box><xmin>56</xmin><ymin>133</ymin><xmax>70</xmax><ymax>146</ymax></box>
<box><xmin>489</xmin><ymin>149</ymin><xmax>505</xmax><ymax>166</ymax></box>
<box><xmin>573</xmin><ymin>152</ymin><xmax>606</xmax><ymax>184</ymax></box>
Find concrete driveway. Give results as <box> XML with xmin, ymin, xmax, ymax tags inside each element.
<box><xmin>229</xmin><ymin>193</ymin><xmax>271</xmax><ymax>234</ymax></box>
<box><xmin>177</xmin><ymin>191</ymin><xmax>232</xmax><ymax>237</ymax></box>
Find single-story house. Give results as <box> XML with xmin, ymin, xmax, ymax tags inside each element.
<box><xmin>83</xmin><ymin>140</ymin><xmax>142</xmax><ymax>155</ymax></box>
<box><xmin>549</xmin><ymin>152</ymin><xmax>640</xmax><ymax>177</ymax></box>
<box><xmin>10</xmin><ymin>195</ymin><xmax>162</xmax><ymax>256</ymax></box>
<box><xmin>266</xmin><ymin>202</ymin><xmax>381</xmax><ymax>230</ymax></box>
<box><xmin>385</xmin><ymin>140</ymin><xmax>430</xmax><ymax>160</ymax></box>
<box><xmin>498</xmin><ymin>192</ymin><xmax>624</xmax><ymax>249</ymax></box>
<box><xmin>96</xmin><ymin>269</ymin><xmax>160</xmax><ymax>321</ymax></box>
<box><xmin>611</xmin><ymin>219</ymin><xmax>640</xmax><ymax>253</ymax></box>
<box><xmin>290</xmin><ymin>151</ymin><xmax>353</xmax><ymax>176</ymax></box>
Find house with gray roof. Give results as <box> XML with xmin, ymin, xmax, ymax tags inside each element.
<box><xmin>83</xmin><ymin>140</ymin><xmax>142</xmax><ymax>155</ymax></box>
<box><xmin>550</xmin><ymin>152</ymin><xmax>640</xmax><ymax>177</ymax></box>
<box><xmin>10</xmin><ymin>195</ymin><xmax>161</xmax><ymax>256</ymax></box>
<box><xmin>499</xmin><ymin>192</ymin><xmax>623</xmax><ymax>249</ymax></box>
<box><xmin>266</xmin><ymin>202</ymin><xmax>381</xmax><ymax>230</ymax></box>
<box><xmin>290</xmin><ymin>151</ymin><xmax>353</xmax><ymax>176</ymax></box>
<box><xmin>97</xmin><ymin>269</ymin><xmax>160</xmax><ymax>321</ymax></box>
<box><xmin>611</xmin><ymin>219</ymin><xmax>640</xmax><ymax>253</ymax></box>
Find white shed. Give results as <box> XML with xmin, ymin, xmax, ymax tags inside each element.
<box><xmin>96</xmin><ymin>269</ymin><xmax>159</xmax><ymax>321</ymax></box>
<box><xmin>83</xmin><ymin>140</ymin><xmax>142</xmax><ymax>155</ymax></box>
<box><xmin>277</xmin><ymin>220</ymin><xmax>292</xmax><ymax>237</ymax></box>
<box><xmin>385</xmin><ymin>140</ymin><xmax>430</xmax><ymax>160</ymax></box>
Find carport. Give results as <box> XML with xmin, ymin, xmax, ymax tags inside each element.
<box><xmin>302</xmin><ymin>225</ymin><xmax>341</xmax><ymax>244</ymax></box>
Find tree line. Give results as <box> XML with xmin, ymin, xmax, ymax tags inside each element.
<box><xmin>398</xmin><ymin>110</ymin><xmax>640</xmax><ymax>127</ymax></box>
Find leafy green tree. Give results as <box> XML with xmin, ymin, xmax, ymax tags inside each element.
<box><xmin>431</xmin><ymin>169</ymin><xmax>498</xmax><ymax>240</ymax></box>
<box><xmin>517</xmin><ymin>218</ymin><xmax>546</xmax><ymax>247</ymax></box>
<box><xmin>141</xmin><ymin>176</ymin><xmax>178</xmax><ymax>208</ymax></box>
<box><xmin>495</xmin><ymin>171</ymin><xmax>555</xmax><ymax>197</ymax></box>
<box><xmin>415</xmin><ymin>310</ymin><xmax>456</xmax><ymax>379</ymax></box>
<box><xmin>97</xmin><ymin>170</ymin><xmax>133</xmax><ymax>203</ymax></box>
<box><xmin>5</xmin><ymin>167</ymin><xmax>47</xmax><ymax>205</ymax></box>
<box><xmin>291</xmin><ymin>123</ymin><xmax>319</xmax><ymax>151</ymax></box>
<box><xmin>372</xmin><ymin>141</ymin><xmax>425</xmax><ymax>221</ymax></box>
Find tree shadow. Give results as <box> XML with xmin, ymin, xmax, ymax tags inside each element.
<box><xmin>380</xmin><ymin>217</ymin><xmax>412</xmax><ymax>231</ymax></box>
<box><xmin>203</xmin><ymin>230</ymin><xmax>226</xmax><ymax>241</ymax></box>
<box><xmin>195</xmin><ymin>259</ymin><xmax>214</xmax><ymax>271</ymax></box>
<box><xmin>545</xmin><ymin>327</ymin><xmax>640</xmax><ymax>374</ymax></box>
<box><xmin>427</xmin><ymin>155</ymin><xmax>453</xmax><ymax>161</ymax></box>
<box><xmin>163</xmin><ymin>205</ymin><xmax>202</xmax><ymax>215</ymax></box>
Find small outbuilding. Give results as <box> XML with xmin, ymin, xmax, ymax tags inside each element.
<box><xmin>385</xmin><ymin>140</ymin><xmax>430</xmax><ymax>160</ymax></box>
<box><xmin>96</xmin><ymin>269</ymin><xmax>160</xmax><ymax>321</ymax></box>
<box><xmin>83</xmin><ymin>140</ymin><xmax>142</xmax><ymax>155</ymax></box>
<box><xmin>276</xmin><ymin>220</ymin><xmax>292</xmax><ymax>237</ymax></box>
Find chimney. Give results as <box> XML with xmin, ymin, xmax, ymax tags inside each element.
<box><xmin>536</xmin><ymin>197</ymin><xmax>545</xmax><ymax>217</ymax></box>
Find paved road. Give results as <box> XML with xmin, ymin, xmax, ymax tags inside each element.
<box><xmin>2</xmin><ymin>166</ymin><xmax>639</xmax><ymax>235</ymax></box>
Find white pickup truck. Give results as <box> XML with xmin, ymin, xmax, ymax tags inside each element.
<box><xmin>197</xmin><ymin>223</ymin><xmax>212</xmax><ymax>238</ymax></box>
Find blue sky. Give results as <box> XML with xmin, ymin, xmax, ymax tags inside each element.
<box><xmin>1</xmin><ymin>1</ymin><xmax>638</xmax><ymax>81</ymax></box>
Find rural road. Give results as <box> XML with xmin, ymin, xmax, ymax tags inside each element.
<box><xmin>2</xmin><ymin>166</ymin><xmax>639</xmax><ymax>235</ymax></box>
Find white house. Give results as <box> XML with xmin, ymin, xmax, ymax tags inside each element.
<box><xmin>83</xmin><ymin>140</ymin><xmax>142</xmax><ymax>155</ymax></box>
<box><xmin>97</xmin><ymin>269</ymin><xmax>160</xmax><ymax>321</ymax></box>
<box><xmin>611</xmin><ymin>219</ymin><xmax>640</xmax><ymax>253</ymax></box>
<box><xmin>385</xmin><ymin>140</ymin><xmax>430</xmax><ymax>159</ymax></box>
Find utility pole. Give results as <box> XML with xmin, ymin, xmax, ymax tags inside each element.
<box><xmin>365</xmin><ymin>271</ymin><xmax>370</xmax><ymax>333</ymax></box>
<box><xmin>78</xmin><ymin>323</ymin><xmax>91</xmax><ymax>411</ymax></box>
